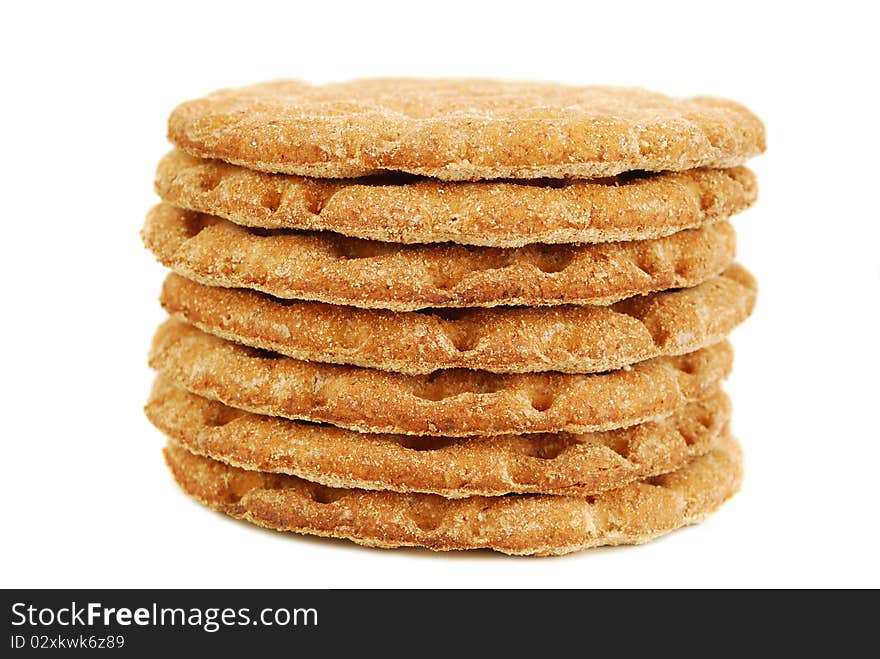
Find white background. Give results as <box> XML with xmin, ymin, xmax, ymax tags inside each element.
<box><xmin>2</xmin><ymin>0</ymin><xmax>878</xmax><ymax>589</ymax></box>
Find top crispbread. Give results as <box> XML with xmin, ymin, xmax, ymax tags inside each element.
<box><xmin>168</xmin><ymin>79</ymin><xmax>765</xmax><ymax>181</ymax></box>
<box><xmin>156</xmin><ymin>150</ymin><xmax>757</xmax><ymax>247</ymax></box>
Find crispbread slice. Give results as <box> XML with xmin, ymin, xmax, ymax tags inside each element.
<box><xmin>147</xmin><ymin>375</ymin><xmax>730</xmax><ymax>498</ymax></box>
<box><xmin>156</xmin><ymin>149</ymin><xmax>757</xmax><ymax>247</ymax></box>
<box><xmin>160</xmin><ymin>265</ymin><xmax>755</xmax><ymax>375</ymax></box>
<box><xmin>141</xmin><ymin>203</ymin><xmax>736</xmax><ymax>311</ymax></box>
<box><xmin>167</xmin><ymin>79</ymin><xmax>764</xmax><ymax>181</ymax></box>
<box><xmin>163</xmin><ymin>433</ymin><xmax>743</xmax><ymax>555</ymax></box>
<box><xmin>149</xmin><ymin>319</ymin><xmax>732</xmax><ymax>436</ymax></box>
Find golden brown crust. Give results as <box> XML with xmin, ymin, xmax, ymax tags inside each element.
<box><xmin>141</xmin><ymin>204</ymin><xmax>736</xmax><ymax>310</ymax></box>
<box><xmin>163</xmin><ymin>433</ymin><xmax>743</xmax><ymax>555</ymax></box>
<box><xmin>147</xmin><ymin>376</ymin><xmax>730</xmax><ymax>498</ymax></box>
<box><xmin>156</xmin><ymin>150</ymin><xmax>758</xmax><ymax>247</ymax></box>
<box><xmin>148</xmin><ymin>319</ymin><xmax>733</xmax><ymax>436</ymax></box>
<box><xmin>167</xmin><ymin>79</ymin><xmax>765</xmax><ymax>181</ymax></box>
<box><xmin>161</xmin><ymin>265</ymin><xmax>756</xmax><ymax>375</ymax></box>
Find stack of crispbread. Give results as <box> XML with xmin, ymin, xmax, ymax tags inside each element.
<box><xmin>143</xmin><ymin>79</ymin><xmax>764</xmax><ymax>555</ymax></box>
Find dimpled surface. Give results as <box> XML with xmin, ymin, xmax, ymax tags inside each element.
<box><xmin>163</xmin><ymin>433</ymin><xmax>743</xmax><ymax>555</ymax></box>
<box><xmin>159</xmin><ymin>265</ymin><xmax>755</xmax><ymax>374</ymax></box>
<box><xmin>141</xmin><ymin>204</ymin><xmax>737</xmax><ymax>310</ymax></box>
<box><xmin>148</xmin><ymin>319</ymin><xmax>733</xmax><ymax>437</ymax></box>
<box><xmin>147</xmin><ymin>376</ymin><xmax>730</xmax><ymax>498</ymax></box>
<box><xmin>156</xmin><ymin>149</ymin><xmax>757</xmax><ymax>246</ymax></box>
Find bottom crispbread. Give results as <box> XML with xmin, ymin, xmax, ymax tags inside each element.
<box><xmin>163</xmin><ymin>434</ymin><xmax>742</xmax><ymax>556</ymax></box>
